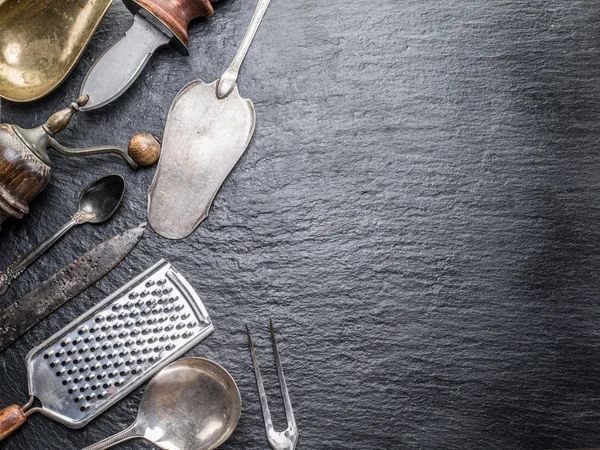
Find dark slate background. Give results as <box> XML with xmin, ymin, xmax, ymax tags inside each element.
<box><xmin>2</xmin><ymin>0</ymin><xmax>600</xmax><ymax>449</ymax></box>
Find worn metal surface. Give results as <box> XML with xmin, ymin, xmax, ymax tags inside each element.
<box><xmin>0</xmin><ymin>223</ymin><xmax>145</xmax><ymax>353</ymax></box>
<box><xmin>0</xmin><ymin>0</ymin><xmax>112</xmax><ymax>102</ymax></box>
<box><xmin>2</xmin><ymin>0</ymin><xmax>600</xmax><ymax>449</ymax></box>
<box><xmin>23</xmin><ymin>260</ymin><xmax>213</xmax><ymax>428</ymax></box>
<box><xmin>81</xmin><ymin>358</ymin><xmax>241</xmax><ymax>450</ymax></box>
<box><xmin>148</xmin><ymin>0</ymin><xmax>270</xmax><ymax>239</ymax></box>
<box><xmin>80</xmin><ymin>14</ymin><xmax>170</xmax><ymax>111</ymax></box>
<box><xmin>0</xmin><ymin>175</ymin><xmax>125</xmax><ymax>295</ymax></box>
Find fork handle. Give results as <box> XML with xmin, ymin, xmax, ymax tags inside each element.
<box><xmin>0</xmin><ymin>405</ymin><xmax>27</xmax><ymax>441</ymax></box>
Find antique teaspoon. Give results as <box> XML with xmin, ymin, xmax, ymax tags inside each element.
<box><xmin>0</xmin><ymin>174</ymin><xmax>125</xmax><ymax>295</ymax></box>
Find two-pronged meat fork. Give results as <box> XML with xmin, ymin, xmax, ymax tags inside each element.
<box><xmin>247</xmin><ymin>320</ymin><xmax>299</xmax><ymax>450</ymax></box>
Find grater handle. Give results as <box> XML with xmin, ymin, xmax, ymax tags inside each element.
<box><xmin>0</xmin><ymin>404</ymin><xmax>27</xmax><ymax>441</ymax></box>
<box><xmin>81</xmin><ymin>423</ymin><xmax>139</xmax><ymax>450</ymax></box>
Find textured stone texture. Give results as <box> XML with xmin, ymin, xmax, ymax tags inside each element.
<box><xmin>2</xmin><ymin>0</ymin><xmax>600</xmax><ymax>449</ymax></box>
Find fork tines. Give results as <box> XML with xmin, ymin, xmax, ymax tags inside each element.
<box><xmin>246</xmin><ymin>319</ymin><xmax>299</xmax><ymax>450</ymax></box>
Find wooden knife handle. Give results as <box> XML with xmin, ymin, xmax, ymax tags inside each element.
<box><xmin>128</xmin><ymin>0</ymin><xmax>216</xmax><ymax>52</ymax></box>
<box><xmin>0</xmin><ymin>405</ymin><xmax>26</xmax><ymax>441</ymax></box>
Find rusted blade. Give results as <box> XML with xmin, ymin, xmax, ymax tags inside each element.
<box><xmin>0</xmin><ymin>223</ymin><xmax>146</xmax><ymax>352</ymax></box>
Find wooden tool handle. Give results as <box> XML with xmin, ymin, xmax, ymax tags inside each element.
<box><xmin>0</xmin><ymin>405</ymin><xmax>26</xmax><ymax>441</ymax></box>
<box><xmin>135</xmin><ymin>0</ymin><xmax>215</xmax><ymax>49</ymax></box>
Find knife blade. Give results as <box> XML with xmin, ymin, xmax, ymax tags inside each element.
<box><xmin>0</xmin><ymin>223</ymin><xmax>145</xmax><ymax>353</ymax></box>
<box><xmin>80</xmin><ymin>0</ymin><xmax>217</xmax><ymax>111</ymax></box>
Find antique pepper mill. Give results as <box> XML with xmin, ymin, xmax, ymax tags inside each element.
<box><xmin>0</xmin><ymin>95</ymin><xmax>160</xmax><ymax>228</ymax></box>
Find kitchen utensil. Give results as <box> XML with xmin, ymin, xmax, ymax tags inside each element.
<box><xmin>247</xmin><ymin>319</ymin><xmax>298</xmax><ymax>450</ymax></box>
<box><xmin>0</xmin><ymin>175</ymin><xmax>125</xmax><ymax>296</ymax></box>
<box><xmin>0</xmin><ymin>96</ymin><xmax>160</xmax><ymax>229</ymax></box>
<box><xmin>0</xmin><ymin>260</ymin><xmax>214</xmax><ymax>441</ymax></box>
<box><xmin>147</xmin><ymin>0</ymin><xmax>273</xmax><ymax>239</ymax></box>
<box><xmin>0</xmin><ymin>223</ymin><xmax>146</xmax><ymax>353</ymax></box>
<box><xmin>81</xmin><ymin>357</ymin><xmax>241</xmax><ymax>450</ymax></box>
<box><xmin>0</xmin><ymin>0</ymin><xmax>112</xmax><ymax>102</ymax></box>
<box><xmin>80</xmin><ymin>0</ymin><xmax>218</xmax><ymax>111</ymax></box>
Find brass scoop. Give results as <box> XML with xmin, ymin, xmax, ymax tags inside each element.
<box><xmin>0</xmin><ymin>0</ymin><xmax>112</xmax><ymax>102</ymax></box>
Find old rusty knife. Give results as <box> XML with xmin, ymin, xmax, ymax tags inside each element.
<box><xmin>80</xmin><ymin>0</ymin><xmax>218</xmax><ymax>111</ymax></box>
<box><xmin>0</xmin><ymin>223</ymin><xmax>146</xmax><ymax>353</ymax></box>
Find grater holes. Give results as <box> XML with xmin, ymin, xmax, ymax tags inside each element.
<box><xmin>128</xmin><ymin>292</ymin><xmax>139</xmax><ymax>300</ymax></box>
<box><xmin>145</xmin><ymin>280</ymin><xmax>155</xmax><ymax>288</ymax></box>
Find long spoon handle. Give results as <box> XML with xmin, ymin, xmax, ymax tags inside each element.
<box><xmin>81</xmin><ymin>423</ymin><xmax>139</xmax><ymax>450</ymax></box>
<box><xmin>216</xmin><ymin>0</ymin><xmax>273</xmax><ymax>98</ymax></box>
<box><xmin>0</xmin><ymin>216</ymin><xmax>81</xmax><ymax>295</ymax></box>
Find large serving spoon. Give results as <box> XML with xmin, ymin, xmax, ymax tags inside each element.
<box><xmin>0</xmin><ymin>174</ymin><xmax>125</xmax><ymax>295</ymax></box>
<box><xmin>81</xmin><ymin>358</ymin><xmax>242</xmax><ymax>450</ymax></box>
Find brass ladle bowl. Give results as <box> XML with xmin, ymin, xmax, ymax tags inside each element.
<box><xmin>0</xmin><ymin>0</ymin><xmax>112</xmax><ymax>102</ymax></box>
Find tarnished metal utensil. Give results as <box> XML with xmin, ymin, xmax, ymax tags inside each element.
<box><xmin>0</xmin><ymin>175</ymin><xmax>125</xmax><ymax>295</ymax></box>
<box><xmin>81</xmin><ymin>358</ymin><xmax>241</xmax><ymax>450</ymax></box>
<box><xmin>80</xmin><ymin>0</ymin><xmax>218</xmax><ymax>111</ymax></box>
<box><xmin>0</xmin><ymin>223</ymin><xmax>146</xmax><ymax>353</ymax></box>
<box><xmin>247</xmin><ymin>320</ymin><xmax>298</xmax><ymax>450</ymax></box>
<box><xmin>0</xmin><ymin>0</ymin><xmax>112</xmax><ymax>102</ymax></box>
<box><xmin>0</xmin><ymin>260</ymin><xmax>213</xmax><ymax>441</ymax></box>
<box><xmin>147</xmin><ymin>0</ymin><xmax>273</xmax><ymax>239</ymax></box>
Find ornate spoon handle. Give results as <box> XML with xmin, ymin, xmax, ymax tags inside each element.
<box><xmin>81</xmin><ymin>423</ymin><xmax>139</xmax><ymax>450</ymax></box>
<box><xmin>0</xmin><ymin>213</ymin><xmax>87</xmax><ymax>295</ymax></box>
<box><xmin>216</xmin><ymin>0</ymin><xmax>273</xmax><ymax>99</ymax></box>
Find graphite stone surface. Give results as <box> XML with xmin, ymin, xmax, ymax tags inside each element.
<box><xmin>1</xmin><ymin>0</ymin><xmax>600</xmax><ymax>449</ymax></box>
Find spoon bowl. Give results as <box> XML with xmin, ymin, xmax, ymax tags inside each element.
<box><xmin>0</xmin><ymin>174</ymin><xmax>126</xmax><ymax>295</ymax></box>
<box><xmin>79</xmin><ymin>175</ymin><xmax>125</xmax><ymax>224</ymax></box>
<box><xmin>82</xmin><ymin>358</ymin><xmax>242</xmax><ymax>450</ymax></box>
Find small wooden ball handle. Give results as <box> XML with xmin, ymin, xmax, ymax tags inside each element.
<box><xmin>0</xmin><ymin>405</ymin><xmax>26</xmax><ymax>441</ymax></box>
<box><xmin>131</xmin><ymin>0</ymin><xmax>217</xmax><ymax>50</ymax></box>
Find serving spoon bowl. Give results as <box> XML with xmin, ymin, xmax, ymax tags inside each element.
<box><xmin>82</xmin><ymin>358</ymin><xmax>242</xmax><ymax>450</ymax></box>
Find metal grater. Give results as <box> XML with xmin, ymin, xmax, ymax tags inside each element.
<box><xmin>23</xmin><ymin>259</ymin><xmax>213</xmax><ymax>428</ymax></box>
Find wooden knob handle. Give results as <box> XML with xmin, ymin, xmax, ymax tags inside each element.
<box><xmin>128</xmin><ymin>133</ymin><xmax>161</xmax><ymax>167</ymax></box>
<box><xmin>0</xmin><ymin>405</ymin><xmax>26</xmax><ymax>441</ymax></box>
<box><xmin>132</xmin><ymin>0</ymin><xmax>216</xmax><ymax>52</ymax></box>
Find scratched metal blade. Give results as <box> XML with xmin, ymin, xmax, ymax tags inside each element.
<box><xmin>80</xmin><ymin>14</ymin><xmax>170</xmax><ymax>111</ymax></box>
<box><xmin>0</xmin><ymin>223</ymin><xmax>146</xmax><ymax>352</ymax></box>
